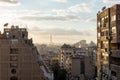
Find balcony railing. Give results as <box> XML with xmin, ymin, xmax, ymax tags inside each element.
<box><xmin>111</xmin><ymin>50</ymin><xmax>120</xmax><ymax>58</ymax></box>
<box><xmin>111</xmin><ymin>37</ymin><xmax>117</xmax><ymax>43</ymax></box>
<box><xmin>110</xmin><ymin>64</ymin><xmax>120</xmax><ymax>71</ymax></box>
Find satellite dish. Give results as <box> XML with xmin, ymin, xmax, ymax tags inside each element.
<box><xmin>4</xmin><ymin>23</ymin><xmax>8</xmax><ymax>27</ymax></box>
<box><xmin>102</xmin><ymin>6</ymin><xmax>106</xmax><ymax>11</ymax></box>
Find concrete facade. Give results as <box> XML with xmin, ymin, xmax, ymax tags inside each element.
<box><xmin>59</xmin><ymin>44</ymin><xmax>74</xmax><ymax>74</ymax></box>
<box><xmin>71</xmin><ymin>55</ymin><xmax>96</xmax><ymax>80</ymax></box>
<box><xmin>97</xmin><ymin>4</ymin><xmax>120</xmax><ymax>80</ymax></box>
<box><xmin>0</xmin><ymin>26</ymin><xmax>45</xmax><ymax>80</ymax></box>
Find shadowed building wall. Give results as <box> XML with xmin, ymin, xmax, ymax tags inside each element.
<box><xmin>0</xmin><ymin>26</ymin><xmax>45</xmax><ymax>80</ymax></box>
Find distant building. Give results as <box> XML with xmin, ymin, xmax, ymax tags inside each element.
<box><xmin>59</xmin><ymin>43</ymin><xmax>97</xmax><ymax>80</ymax></box>
<box><xmin>97</xmin><ymin>4</ymin><xmax>120</xmax><ymax>80</ymax></box>
<box><xmin>0</xmin><ymin>26</ymin><xmax>45</xmax><ymax>80</ymax></box>
<box><xmin>59</xmin><ymin>44</ymin><xmax>74</xmax><ymax>74</ymax></box>
<box><xmin>71</xmin><ymin>55</ymin><xmax>96</xmax><ymax>80</ymax></box>
<box><xmin>74</xmin><ymin>48</ymin><xmax>88</xmax><ymax>56</ymax></box>
<box><xmin>71</xmin><ymin>56</ymin><xmax>84</xmax><ymax>80</ymax></box>
<box><xmin>74</xmin><ymin>40</ymin><xmax>88</xmax><ymax>49</ymax></box>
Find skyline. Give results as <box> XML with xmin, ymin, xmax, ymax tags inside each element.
<box><xmin>0</xmin><ymin>0</ymin><xmax>120</xmax><ymax>44</ymax></box>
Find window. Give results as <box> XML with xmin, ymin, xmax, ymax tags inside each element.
<box><xmin>10</xmin><ymin>63</ymin><xmax>18</xmax><ymax>68</ymax></box>
<box><xmin>10</xmin><ymin>48</ymin><xmax>18</xmax><ymax>54</ymax></box>
<box><xmin>111</xmin><ymin>71</ymin><xmax>116</xmax><ymax>76</ymax></box>
<box><xmin>112</xmin><ymin>27</ymin><xmax>116</xmax><ymax>34</ymax></box>
<box><xmin>10</xmin><ymin>76</ymin><xmax>18</xmax><ymax>80</ymax></box>
<box><xmin>111</xmin><ymin>15</ymin><xmax>116</xmax><ymax>21</ymax></box>
<box><xmin>118</xmin><ymin>15</ymin><xmax>120</xmax><ymax>20</ymax></box>
<box><xmin>106</xmin><ymin>31</ymin><xmax>108</xmax><ymax>35</ymax></box>
<box><xmin>98</xmin><ymin>22</ymin><xmax>100</xmax><ymax>27</ymax></box>
<box><xmin>10</xmin><ymin>55</ymin><xmax>18</xmax><ymax>61</ymax></box>
<box><xmin>11</xmin><ymin>69</ymin><xmax>16</xmax><ymax>74</ymax></box>
<box><xmin>80</xmin><ymin>60</ymin><xmax>85</xmax><ymax>74</ymax></box>
<box><xmin>104</xmin><ymin>16</ymin><xmax>108</xmax><ymax>23</ymax></box>
<box><xmin>11</xmin><ymin>39</ymin><xmax>18</xmax><ymax>44</ymax></box>
<box><xmin>12</xmin><ymin>35</ymin><xmax>15</xmax><ymax>39</ymax></box>
<box><xmin>6</xmin><ymin>32</ymin><xmax>9</xmax><ymax>38</ymax></box>
<box><xmin>22</xmin><ymin>33</ymin><xmax>25</xmax><ymax>38</ymax></box>
<box><xmin>98</xmin><ymin>33</ymin><xmax>100</xmax><ymax>37</ymax></box>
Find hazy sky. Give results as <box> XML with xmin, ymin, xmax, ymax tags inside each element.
<box><xmin>0</xmin><ymin>0</ymin><xmax>120</xmax><ymax>44</ymax></box>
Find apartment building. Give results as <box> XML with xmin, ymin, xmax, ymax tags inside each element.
<box><xmin>59</xmin><ymin>44</ymin><xmax>74</xmax><ymax>74</ymax></box>
<box><xmin>71</xmin><ymin>55</ymin><xmax>96</xmax><ymax>80</ymax></box>
<box><xmin>59</xmin><ymin>43</ymin><xmax>97</xmax><ymax>80</ymax></box>
<box><xmin>0</xmin><ymin>26</ymin><xmax>45</xmax><ymax>80</ymax></box>
<box><xmin>97</xmin><ymin>4</ymin><xmax>120</xmax><ymax>80</ymax></box>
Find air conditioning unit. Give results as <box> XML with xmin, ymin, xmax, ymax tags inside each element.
<box><xmin>106</xmin><ymin>36</ymin><xmax>112</xmax><ymax>40</ymax></box>
<box><xmin>111</xmin><ymin>76</ymin><xmax>117</xmax><ymax>80</ymax></box>
<box><xmin>106</xmin><ymin>36</ymin><xmax>108</xmax><ymax>40</ymax></box>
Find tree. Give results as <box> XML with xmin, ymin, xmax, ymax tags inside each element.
<box><xmin>52</xmin><ymin>63</ymin><xmax>67</xmax><ymax>80</ymax></box>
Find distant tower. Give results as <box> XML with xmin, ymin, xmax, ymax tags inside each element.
<box><xmin>49</xmin><ymin>34</ymin><xmax>53</xmax><ymax>45</ymax></box>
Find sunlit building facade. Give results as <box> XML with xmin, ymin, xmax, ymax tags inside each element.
<box><xmin>59</xmin><ymin>44</ymin><xmax>74</xmax><ymax>74</ymax></box>
<box><xmin>0</xmin><ymin>26</ymin><xmax>45</xmax><ymax>80</ymax></box>
<box><xmin>97</xmin><ymin>4</ymin><xmax>120</xmax><ymax>80</ymax></box>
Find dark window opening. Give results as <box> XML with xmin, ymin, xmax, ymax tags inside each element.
<box><xmin>80</xmin><ymin>60</ymin><xmax>85</xmax><ymax>74</ymax></box>
<box><xmin>10</xmin><ymin>55</ymin><xmax>18</xmax><ymax>61</ymax></box>
<box><xmin>10</xmin><ymin>76</ymin><xmax>18</xmax><ymax>80</ymax></box>
<box><xmin>13</xmin><ymin>35</ymin><xmax>15</xmax><ymax>39</ymax></box>
<box><xmin>11</xmin><ymin>69</ymin><xmax>16</xmax><ymax>74</ymax></box>
<box><xmin>10</xmin><ymin>63</ymin><xmax>18</xmax><ymax>68</ymax></box>
<box><xmin>22</xmin><ymin>33</ymin><xmax>25</xmax><ymax>38</ymax></box>
<box><xmin>111</xmin><ymin>71</ymin><xmax>116</xmax><ymax>76</ymax></box>
<box><xmin>10</xmin><ymin>48</ymin><xmax>18</xmax><ymax>54</ymax></box>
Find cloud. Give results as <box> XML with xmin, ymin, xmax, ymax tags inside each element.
<box><xmin>68</xmin><ymin>3</ymin><xmax>92</xmax><ymax>13</ymax></box>
<box><xmin>103</xmin><ymin>0</ymin><xmax>120</xmax><ymax>3</ymax></box>
<box><xmin>0</xmin><ymin>0</ymin><xmax>17</xmax><ymax>3</ymax></box>
<box><xmin>53</xmin><ymin>0</ymin><xmax>68</xmax><ymax>3</ymax></box>
<box><xmin>52</xmin><ymin>3</ymin><xmax>92</xmax><ymax>14</ymax></box>
<box><xmin>0</xmin><ymin>0</ymin><xmax>20</xmax><ymax>6</ymax></box>
<box><xmin>29</xmin><ymin>27</ymin><xmax>92</xmax><ymax>36</ymax></box>
<box><xmin>86</xmin><ymin>18</ymin><xmax>96</xmax><ymax>22</ymax></box>
<box><xmin>19</xmin><ymin>11</ymin><xmax>94</xmax><ymax>22</ymax></box>
<box><xmin>20</xmin><ymin>14</ymin><xmax>80</xmax><ymax>21</ymax></box>
<box><xmin>19</xmin><ymin>3</ymin><xmax>93</xmax><ymax>22</ymax></box>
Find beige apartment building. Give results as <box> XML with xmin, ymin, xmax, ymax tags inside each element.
<box><xmin>59</xmin><ymin>44</ymin><xmax>74</xmax><ymax>74</ymax></box>
<box><xmin>97</xmin><ymin>4</ymin><xmax>120</xmax><ymax>80</ymax></box>
<box><xmin>0</xmin><ymin>26</ymin><xmax>45</xmax><ymax>80</ymax></box>
<box><xmin>71</xmin><ymin>55</ymin><xmax>96</xmax><ymax>80</ymax></box>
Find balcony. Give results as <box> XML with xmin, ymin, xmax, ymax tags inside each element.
<box><xmin>111</xmin><ymin>37</ymin><xmax>117</xmax><ymax>43</ymax></box>
<box><xmin>110</xmin><ymin>21</ymin><xmax>116</xmax><ymax>27</ymax></box>
<box><xmin>101</xmin><ymin>27</ymin><xmax>108</xmax><ymax>30</ymax></box>
<box><xmin>110</xmin><ymin>64</ymin><xmax>120</xmax><ymax>72</ymax></box>
<box><xmin>101</xmin><ymin>36</ymin><xmax>111</xmax><ymax>40</ymax></box>
<box><xmin>101</xmin><ymin>36</ymin><xmax>107</xmax><ymax>41</ymax></box>
<box><xmin>97</xmin><ymin>27</ymin><xmax>101</xmax><ymax>32</ymax></box>
<box><xmin>111</xmin><ymin>50</ymin><xmax>120</xmax><ymax>58</ymax></box>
